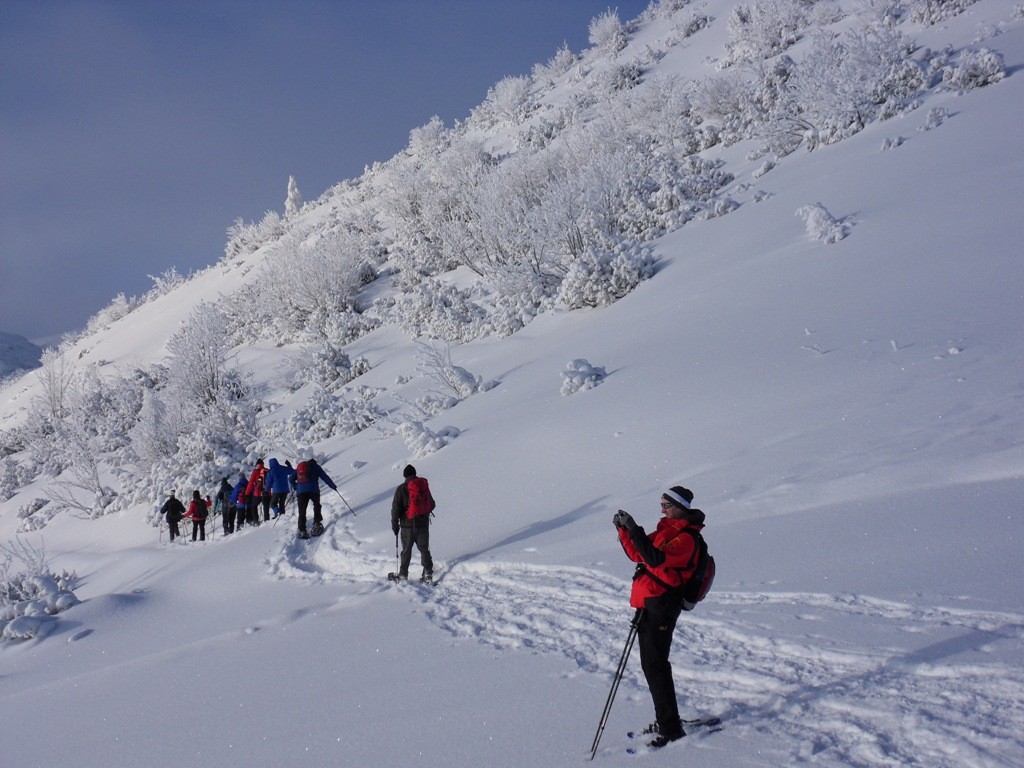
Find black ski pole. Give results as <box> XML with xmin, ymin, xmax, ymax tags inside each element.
<box><xmin>335</xmin><ymin>488</ymin><xmax>356</xmax><ymax>516</ymax></box>
<box><xmin>588</xmin><ymin>608</ymin><xmax>644</xmax><ymax>760</ymax></box>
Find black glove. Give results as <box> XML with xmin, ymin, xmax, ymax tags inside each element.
<box><xmin>613</xmin><ymin>510</ymin><xmax>637</xmax><ymax>531</ymax></box>
<box><xmin>392</xmin><ymin>527</ymin><xmax>399</xmax><ymax>536</ymax></box>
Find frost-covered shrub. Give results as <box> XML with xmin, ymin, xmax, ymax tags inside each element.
<box><xmin>289</xmin><ymin>344</ymin><xmax>371</xmax><ymax>393</ymax></box>
<box><xmin>472</xmin><ymin>75</ymin><xmax>535</xmax><ymax>127</ymax></box>
<box><xmin>723</xmin><ymin>0</ymin><xmax>807</xmax><ymax>67</ymax></box>
<box><xmin>224</xmin><ymin>210</ymin><xmax>286</xmax><ymax>260</ymax></box>
<box><xmin>782</xmin><ymin>24</ymin><xmax>923</xmax><ymax>149</ymax></box>
<box><xmin>797</xmin><ymin>203</ymin><xmax>849</xmax><ymax>244</ymax></box>
<box><xmin>589</xmin><ymin>9</ymin><xmax>628</xmax><ymax>54</ymax></box>
<box><xmin>561</xmin><ymin>359</ymin><xmax>607</xmax><ymax>396</ymax></box>
<box><xmin>84</xmin><ymin>292</ymin><xmax>139</xmax><ymax>335</ymax></box>
<box><xmin>287</xmin><ymin>386</ymin><xmax>385</xmax><ymax>443</ymax></box>
<box><xmin>375</xmin><ymin>280</ymin><xmax>489</xmax><ymax>343</ymax></box>
<box><xmin>410</xmin><ymin>342</ymin><xmax>497</xmax><ymax>416</ymax></box>
<box><xmin>532</xmin><ymin>42</ymin><xmax>578</xmax><ymax>86</ymax></box>
<box><xmin>1</xmin><ymin>455</ymin><xmax>33</xmax><ymax>502</ymax></box>
<box><xmin>16</xmin><ymin>498</ymin><xmax>53</xmax><ymax>533</ymax></box>
<box><xmin>919</xmin><ymin>106</ymin><xmax>948</xmax><ymax>131</ymax></box>
<box><xmin>556</xmin><ymin>241</ymin><xmax>654</xmax><ymax>309</ymax></box>
<box><xmin>1</xmin><ymin>538</ymin><xmax>78</xmax><ymax>643</ymax></box>
<box><xmin>941</xmin><ymin>48</ymin><xmax>1005</xmax><ymax>91</ymax></box>
<box><xmin>396</xmin><ymin>420</ymin><xmax>461</xmax><ymax>459</ymax></box>
<box><xmin>908</xmin><ymin>0</ymin><xmax>979</xmax><ymax>26</ymax></box>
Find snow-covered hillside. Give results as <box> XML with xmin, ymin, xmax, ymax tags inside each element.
<box><xmin>0</xmin><ymin>332</ymin><xmax>40</xmax><ymax>379</ymax></box>
<box><xmin>2</xmin><ymin>2</ymin><xmax>1023</xmax><ymax>766</ymax></box>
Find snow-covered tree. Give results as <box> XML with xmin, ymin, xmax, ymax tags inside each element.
<box><xmin>285</xmin><ymin>175</ymin><xmax>303</xmax><ymax>218</ymax></box>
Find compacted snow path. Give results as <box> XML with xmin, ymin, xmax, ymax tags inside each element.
<box><xmin>266</xmin><ymin>513</ymin><xmax>1024</xmax><ymax>767</ymax></box>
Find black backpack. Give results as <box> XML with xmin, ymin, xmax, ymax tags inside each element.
<box><xmin>679</xmin><ymin>528</ymin><xmax>716</xmax><ymax>611</ymax></box>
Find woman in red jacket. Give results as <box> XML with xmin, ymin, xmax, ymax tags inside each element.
<box><xmin>183</xmin><ymin>490</ymin><xmax>211</xmax><ymax>542</ymax></box>
<box><xmin>614</xmin><ymin>485</ymin><xmax>705</xmax><ymax>748</ymax></box>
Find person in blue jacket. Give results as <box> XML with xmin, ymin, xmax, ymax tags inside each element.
<box><xmin>264</xmin><ymin>457</ymin><xmax>296</xmax><ymax>519</ymax></box>
<box><xmin>293</xmin><ymin>455</ymin><xmax>336</xmax><ymax>539</ymax></box>
<box><xmin>226</xmin><ymin>474</ymin><xmax>247</xmax><ymax>534</ymax></box>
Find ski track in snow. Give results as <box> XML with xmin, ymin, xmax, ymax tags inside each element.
<box><xmin>267</xmin><ymin>516</ymin><xmax>1024</xmax><ymax>767</ymax></box>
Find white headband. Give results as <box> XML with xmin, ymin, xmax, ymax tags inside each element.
<box><xmin>663</xmin><ymin>489</ymin><xmax>691</xmax><ymax>509</ymax></box>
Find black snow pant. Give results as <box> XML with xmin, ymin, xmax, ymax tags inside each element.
<box><xmin>262</xmin><ymin>494</ymin><xmax>272</xmax><ymax>522</ymax></box>
<box><xmin>191</xmin><ymin>519</ymin><xmax>206</xmax><ymax>541</ymax></box>
<box><xmin>168</xmin><ymin>520</ymin><xmax>180</xmax><ymax>541</ymax></box>
<box><xmin>246</xmin><ymin>497</ymin><xmax>261</xmax><ymax>526</ymax></box>
<box><xmin>223</xmin><ymin>507</ymin><xmax>236</xmax><ymax>534</ymax></box>
<box><xmin>270</xmin><ymin>492</ymin><xmax>288</xmax><ymax>517</ymax></box>
<box><xmin>399</xmin><ymin>516</ymin><xmax>433</xmax><ymax>578</ymax></box>
<box><xmin>638</xmin><ymin>604</ymin><xmax>683</xmax><ymax>733</ymax></box>
<box><xmin>296</xmin><ymin>491</ymin><xmax>322</xmax><ymax>534</ymax></box>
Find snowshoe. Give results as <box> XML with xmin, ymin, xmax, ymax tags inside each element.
<box><xmin>310</xmin><ymin>521</ymin><xmax>325</xmax><ymax>537</ymax></box>
<box><xmin>298</xmin><ymin>530</ymin><xmax>310</xmax><ymax>540</ymax></box>
<box><xmin>420</xmin><ymin>572</ymin><xmax>434</xmax><ymax>585</ymax></box>
<box><xmin>387</xmin><ymin>572</ymin><xmax>408</xmax><ymax>582</ymax></box>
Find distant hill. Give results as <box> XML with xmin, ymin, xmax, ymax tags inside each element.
<box><xmin>0</xmin><ymin>332</ymin><xmax>41</xmax><ymax>377</ymax></box>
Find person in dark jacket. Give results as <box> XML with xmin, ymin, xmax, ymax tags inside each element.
<box><xmin>293</xmin><ymin>455</ymin><xmax>336</xmax><ymax>539</ymax></box>
<box><xmin>390</xmin><ymin>464</ymin><xmax>436</xmax><ymax>582</ymax></box>
<box><xmin>264</xmin><ymin>458</ymin><xmax>296</xmax><ymax>519</ymax></box>
<box><xmin>215</xmin><ymin>476</ymin><xmax>232</xmax><ymax>528</ymax></box>
<box><xmin>613</xmin><ymin>485</ymin><xmax>705</xmax><ymax>749</ymax></box>
<box><xmin>184</xmin><ymin>490</ymin><xmax>211</xmax><ymax>542</ymax></box>
<box><xmin>160</xmin><ymin>491</ymin><xmax>186</xmax><ymax>542</ymax></box>
<box><xmin>227</xmin><ymin>475</ymin><xmax>247</xmax><ymax>533</ymax></box>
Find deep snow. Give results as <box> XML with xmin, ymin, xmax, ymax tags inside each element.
<box><xmin>2</xmin><ymin>2</ymin><xmax>1023</xmax><ymax>766</ymax></box>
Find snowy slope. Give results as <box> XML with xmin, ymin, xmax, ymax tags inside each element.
<box><xmin>2</xmin><ymin>2</ymin><xmax>1023</xmax><ymax>767</ymax></box>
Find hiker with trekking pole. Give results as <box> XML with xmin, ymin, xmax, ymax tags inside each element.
<box><xmin>588</xmin><ymin>485</ymin><xmax>716</xmax><ymax>758</ymax></box>
<box><xmin>388</xmin><ymin>464</ymin><xmax>435</xmax><ymax>584</ymax></box>
<box><xmin>292</xmin><ymin>453</ymin><xmax>338</xmax><ymax>539</ymax></box>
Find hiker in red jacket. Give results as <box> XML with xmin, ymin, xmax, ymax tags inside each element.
<box><xmin>390</xmin><ymin>464</ymin><xmax>435</xmax><ymax>582</ymax></box>
<box><xmin>244</xmin><ymin>459</ymin><xmax>268</xmax><ymax>527</ymax></box>
<box><xmin>183</xmin><ymin>490</ymin><xmax>211</xmax><ymax>542</ymax></box>
<box><xmin>614</xmin><ymin>485</ymin><xmax>706</xmax><ymax>749</ymax></box>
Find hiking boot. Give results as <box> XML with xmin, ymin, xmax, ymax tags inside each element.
<box><xmin>298</xmin><ymin>530</ymin><xmax>310</xmax><ymax>540</ymax></box>
<box><xmin>646</xmin><ymin>721</ymin><xmax>685</xmax><ymax>748</ymax></box>
<box><xmin>421</xmin><ymin>571</ymin><xmax>433</xmax><ymax>583</ymax></box>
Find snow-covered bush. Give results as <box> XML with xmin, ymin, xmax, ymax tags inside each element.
<box><xmin>375</xmin><ymin>280</ymin><xmax>489</xmax><ymax>343</ymax></box>
<box><xmin>472</xmin><ymin>75</ymin><xmax>536</xmax><ymax>128</ymax></box>
<box><xmin>410</xmin><ymin>342</ymin><xmax>497</xmax><ymax>416</ymax></box>
<box><xmin>556</xmin><ymin>240</ymin><xmax>654</xmax><ymax>309</ymax></box>
<box><xmin>287</xmin><ymin>386</ymin><xmax>385</xmax><ymax>443</ymax></box>
<box><xmin>723</xmin><ymin>0</ymin><xmax>807</xmax><ymax>67</ymax></box>
<box><xmin>919</xmin><ymin>106</ymin><xmax>948</xmax><ymax>131</ymax></box>
<box><xmin>1</xmin><ymin>538</ymin><xmax>78</xmax><ymax>643</ymax></box>
<box><xmin>779</xmin><ymin>23</ymin><xmax>923</xmax><ymax>149</ymax></box>
<box><xmin>532</xmin><ymin>42</ymin><xmax>578</xmax><ymax>86</ymax></box>
<box><xmin>1</xmin><ymin>455</ymin><xmax>33</xmax><ymax>501</ymax></box>
<box><xmin>589</xmin><ymin>8</ymin><xmax>628</xmax><ymax>55</ymax></box>
<box><xmin>84</xmin><ymin>292</ymin><xmax>140</xmax><ymax>335</ymax></box>
<box><xmin>941</xmin><ymin>48</ymin><xmax>1005</xmax><ymax>91</ymax></box>
<box><xmin>908</xmin><ymin>0</ymin><xmax>979</xmax><ymax>26</ymax></box>
<box><xmin>561</xmin><ymin>359</ymin><xmax>607</xmax><ymax>396</ymax></box>
<box><xmin>797</xmin><ymin>203</ymin><xmax>850</xmax><ymax>244</ymax></box>
<box><xmin>224</xmin><ymin>210</ymin><xmax>286</xmax><ymax>260</ymax></box>
<box><xmin>396</xmin><ymin>419</ymin><xmax>461</xmax><ymax>459</ymax></box>
<box><xmin>288</xmin><ymin>344</ymin><xmax>371</xmax><ymax>393</ymax></box>
<box><xmin>16</xmin><ymin>498</ymin><xmax>53</xmax><ymax>533</ymax></box>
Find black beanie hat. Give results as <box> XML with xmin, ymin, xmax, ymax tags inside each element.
<box><xmin>403</xmin><ymin>464</ymin><xmax>417</xmax><ymax>478</ymax></box>
<box><xmin>663</xmin><ymin>485</ymin><xmax>694</xmax><ymax>510</ymax></box>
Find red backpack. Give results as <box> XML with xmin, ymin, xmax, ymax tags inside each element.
<box><xmin>295</xmin><ymin>461</ymin><xmax>312</xmax><ymax>485</ymax></box>
<box><xmin>405</xmin><ymin>477</ymin><xmax>432</xmax><ymax>519</ymax></box>
<box><xmin>679</xmin><ymin>529</ymin><xmax>715</xmax><ymax>611</ymax></box>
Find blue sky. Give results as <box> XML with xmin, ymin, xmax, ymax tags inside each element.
<box><xmin>0</xmin><ymin>0</ymin><xmax>649</xmax><ymax>344</ymax></box>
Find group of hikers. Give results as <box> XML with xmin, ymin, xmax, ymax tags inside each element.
<box><xmin>157</xmin><ymin>459</ymin><xmax>438</xmax><ymax>582</ymax></box>
<box><xmin>158</xmin><ymin>463</ymin><xmax>710</xmax><ymax>752</ymax></box>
